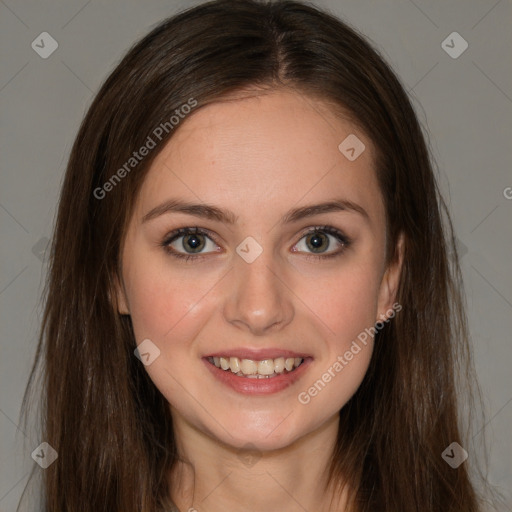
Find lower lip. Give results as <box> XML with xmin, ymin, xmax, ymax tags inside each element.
<box><xmin>202</xmin><ymin>357</ymin><xmax>312</xmax><ymax>395</ymax></box>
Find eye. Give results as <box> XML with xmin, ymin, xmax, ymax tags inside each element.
<box><xmin>162</xmin><ymin>227</ymin><xmax>220</xmax><ymax>261</ymax></box>
<box><xmin>161</xmin><ymin>225</ymin><xmax>351</xmax><ymax>263</ymax></box>
<box><xmin>292</xmin><ymin>226</ymin><xmax>351</xmax><ymax>260</ymax></box>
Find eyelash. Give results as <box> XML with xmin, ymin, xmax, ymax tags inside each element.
<box><xmin>160</xmin><ymin>225</ymin><xmax>352</xmax><ymax>263</ymax></box>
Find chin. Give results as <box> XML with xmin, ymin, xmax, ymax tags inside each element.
<box><xmin>208</xmin><ymin>411</ymin><xmax>313</xmax><ymax>453</ymax></box>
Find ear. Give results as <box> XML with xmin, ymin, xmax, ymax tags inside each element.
<box><xmin>113</xmin><ymin>272</ymin><xmax>130</xmax><ymax>315</ymax></box>
<box><xmin>376</xmin><ymin>233</ymin><xmax>404</xmax><ymax>323</ymax></box>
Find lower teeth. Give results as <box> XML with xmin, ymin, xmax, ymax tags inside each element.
<box><xmin>244</xmin><ymin>373</ymin><xmax>279</xmax><ymax>379</ymax></box>
<box><xmin>233</xmin><ymin>372</ymin><xmax>290</xmax><ymax>379</ymax></box>
<box><xmin>212</xmin><ymin>364</ymin><xmax>299</xmax><ymax>378</ymax></box>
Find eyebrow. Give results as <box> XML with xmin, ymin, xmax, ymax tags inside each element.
<box><xmin>142</xmin><ymin>197</ymin><xmax>370</xmax><ymax>225</ymax></box>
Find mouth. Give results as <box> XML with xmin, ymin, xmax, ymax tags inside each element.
<box><xmin>203</xmin><ymin>353</ymin><xmax>313</xmax><ymax>395</ymax></box>
<box><xmin>207</xmin><ymin>355</ymin><xmax>305</xmax><ymax>378</ymax></box>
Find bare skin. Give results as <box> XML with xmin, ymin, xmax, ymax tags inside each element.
<box><xmin>116</xmin><ymin>88</ymin><xmax>403</xmax><ymax>511</ymax></box>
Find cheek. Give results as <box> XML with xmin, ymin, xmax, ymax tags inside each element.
<box><xmin>293</xmin><ymin>256</ymin><xmax>383</xmax><ymax>349</ymax></box>
<box><xmin>293</xmin><ymin>265</ymin><xmax>379</xmax><ymax>415</ymax></box>
<box><xmin>123</xmin><ymin>253</ymin><xmax>218</xmax><ymax>343</ymax></box>
<box><xmin>123</xmin><ymin>259</ymin><xmax>220</xmax><ymax>406</ymax></box>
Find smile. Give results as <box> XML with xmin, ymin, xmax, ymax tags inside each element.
<box><xmin>203</xmin><ymin>354</ymin><xmax>312</xmax><ymax>395</ymax></box>
<box><xmin>207</xmin><ymin>356</ymin><xmax>304</xmax><ymax>378</ymax></box>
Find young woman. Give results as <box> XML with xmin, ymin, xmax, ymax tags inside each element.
<box><xmin>21</xmin><ymin>0</ymin><xmax>485</xmax><ymax>510</ymax></box>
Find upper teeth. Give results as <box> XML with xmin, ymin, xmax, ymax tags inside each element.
<box><xmin>209</xmin><ymin>356</ymin><xmax>303</xmax><ymax>377</ymax></box>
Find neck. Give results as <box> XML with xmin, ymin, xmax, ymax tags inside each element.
<box><xmin>169</xmin><ymin>413</ymin><xmax>350</xmax><ymax>512</ymax></box>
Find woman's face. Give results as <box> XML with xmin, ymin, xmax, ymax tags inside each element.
<box><xmin>116</xmin><ymin>89</ymin><xmax>402</xmax><ymax>451</ymax></box>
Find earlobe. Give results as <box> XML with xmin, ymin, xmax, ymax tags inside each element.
<box><xmin>113</xmin><ymin>273</ymin><xmax>130</xmax><ymax>315</ymax></box>
<box><xmin>376</xmin><ymin>233</ymin><xmax>404</xmax><ymax>322</ymax></box>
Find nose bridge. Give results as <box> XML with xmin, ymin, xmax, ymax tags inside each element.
<box><xmin>223</xmin><ymin>244</ymin><xmax>294</xmax><ymax>335</ymax></box>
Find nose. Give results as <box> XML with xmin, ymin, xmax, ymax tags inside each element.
<box><xmin>223</xmin><ymin>250</ymin><xmax>294</xmax><ymax>336</ymax></box>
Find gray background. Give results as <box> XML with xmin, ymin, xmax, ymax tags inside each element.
<box><xmin>0</xmin><ymin>0</ymin><xmax>511</xmax><ymax>510</ymax></box>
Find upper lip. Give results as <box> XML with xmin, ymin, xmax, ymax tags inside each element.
<box><xmin>204</xmin><ymin>348</ymin><xmax>312</xmax><ymax>360</ymax></box>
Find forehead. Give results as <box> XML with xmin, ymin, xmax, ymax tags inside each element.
<box><xmin>133</xmin><ymin>89</ymin><xmax>383</xmax><ymax>227</ymax></box>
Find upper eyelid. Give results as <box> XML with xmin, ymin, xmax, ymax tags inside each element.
<box><xmin>164</xmin><ymin>226</ymin><xmax>220</xmax><ymax>245</ymax></box>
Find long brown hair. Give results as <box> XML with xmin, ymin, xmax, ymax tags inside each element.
<box><xmin>21</xmin><ymin>0</ymin><xmax>484</xmax><ymax>510</ymax></box>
